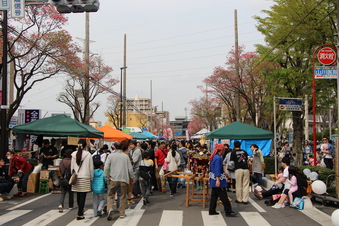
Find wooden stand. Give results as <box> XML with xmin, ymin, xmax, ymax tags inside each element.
<box><xmin>163</xmin><ymin>170</ymin><xmax>210</xmax><ymax>208</ymax></box>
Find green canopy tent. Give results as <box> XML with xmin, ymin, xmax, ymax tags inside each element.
<box><xmin>205</xmin><ymin>122</ymin><xmax>273</xmax><ymax>156</ymax></box>
<box><xmin>13</xmin><ymin>114</ymin><xmax>103</xmax><ymax>138</ymax></box>
<box><xmin>205</xmin><ymin>121</ymin><xmax>273</xmax><ymax>140</ymax></box>
<box><xmin>130</xmin><ymin>132</ymin><xmax>151</xmax><ymax>140</ymax></box>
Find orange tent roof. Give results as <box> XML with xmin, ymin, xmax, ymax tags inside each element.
<box><xmin>96</xmin><ymin>126</ymin><xmax>132</xmax><ymax>141</ymax></box>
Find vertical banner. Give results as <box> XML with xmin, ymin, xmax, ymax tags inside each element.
<box><xmin>11</xmin><ymin>0</ymin><xmax>25</xmax><ymax>18</ymax></box>
<box><xmin>0</xmin><ymin>0</ymin><xmax>10</xmax><ymax>10</ymax></box>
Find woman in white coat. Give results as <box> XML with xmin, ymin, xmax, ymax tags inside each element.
<box><xmin>165</xmin><ymin>143</ymin><xmax>181</xmax><ymax>197</ymax></box>
<box><xmin>71</xmin><ymin>139</ymin><xmax>94</xmax><ymax>220</ymax></box>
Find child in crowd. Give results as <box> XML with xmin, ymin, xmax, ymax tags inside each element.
<box><xmin>272</xmin><ymin>165</ymin><xmax>298</xmax><ymax>209</ymax></box>
<box><xmin>139</xmin><ymin>152</ymin><xmax>152</xmax><ymax>205</ymax></box>
<box><xmin>91</xmin><ymin>160</ymin><xmax>107</xmax><ymax>217</ymax></box>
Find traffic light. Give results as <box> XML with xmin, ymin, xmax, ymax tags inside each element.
<box><xmin>49</xmin><ymin>0</ymin><xmax>71</xmax><ymax>13</ymax></box>
<box><xmin>49</xmin><ymin>0</ymin><xmax>100</xmax><ymax>13</ymax></box>
<box><xmin>81</xmin><ymin>0</ymin><xmax>100</xmax><ymax>12</ymax></box>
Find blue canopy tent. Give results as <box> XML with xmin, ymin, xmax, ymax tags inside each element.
<box><xmin>141</xmin><ymin>131</ymin><xmax>156</xmax><ymax>139</ymax></box>
<box><xmin>205</xmin><ymin>122</ymin><xmax>273</xmax><ymax>156</ymax></box>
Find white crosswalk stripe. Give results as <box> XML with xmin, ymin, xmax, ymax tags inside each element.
<box><xmin>66</xmin><ymin>209</ymin><xmax>98</xmax><ymax>226</ymax></box>
<box><xmin>112</xmin><ymin>209</ymin><xmax>145</xmax><ymax>226</ymax></box>
<box><xmin>300</xmin><ymin>208</ymin><xmax>332</xmax><ymax>226</ymax></box>
<box><xmin>0</xmin><ymin>195</ymin><xmax>335</xmax><ymax>226</ymax></box>
<box><xmin>22</xmin><ymin>209</ymin><xmax>69</xmax><ymax>226</ymax></box>
<box><xmin>240</xmin><ymin>212</ymin><xmax>271</xmax><ymax>226</ymax></box>
<box><xmin>0</xmin><ymin>210</ymin><xmax>32</xmax><ymax>225</ymax></box>
<box><xmin>159</xmin><ymin>210</ymin><xmax>183</xmax><ymax>226</ymax></box>
<box><xmin>201</xmin><ymin>211</ymin><xmax>227</xmax><ymax>226</ymax></box>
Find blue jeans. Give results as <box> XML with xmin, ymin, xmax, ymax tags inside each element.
<box><xmin>254</xmin><ymin>172</ymin><xmax>263</xmax><ymax>186</ymax></box>
<box><xmin>19</xmin><ymin>168</ymin><xmax>33</xmax><ymax>193</ymax></box>
<box><xmin>178</xmin><ymin>164</ymin><xmax>186</xmax><ymax>186</ymax></box>
<box><xmin>132</xmin><ymin>169</ymin><xmax>141</xmax><ymax>196</ymax></box>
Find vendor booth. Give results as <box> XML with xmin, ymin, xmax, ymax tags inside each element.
<box><xmin>206</xmin><ymin>121</ymin><xmax>274</xmax><ymax>157</ymax></box>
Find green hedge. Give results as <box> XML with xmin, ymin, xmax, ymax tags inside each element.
<box><xmin>264</xmin><ymin>157</ymin><xmax>276</xmax><ymax>174</ymax></box>
<box><xmin>299</xmin><ymin>165</ymin><xmax>336</xmax><ymax>198</ymax></box>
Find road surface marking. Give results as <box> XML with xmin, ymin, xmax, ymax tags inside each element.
<box><xmin>7</xmin><ymin>193</ymin><xmax>51</xmax><ymax>210</ymax></box>
<box><xmin>66</xmin><ymin>209</ymin><xmax>98</xmax><ymax>226</ymax></box>
<box><xmin>159</xmin><ymin>210</ymin><xmax>183</xmax><ymax>226</ymax></box>
<box><xmin>300</xmin><ymin>208</ymin><xmax>332</xmax><ymax>226</ymax></box>
<box><xmin>112</xmin><ymin>209</ymin><xmax>145</xmax><ymax>226</ymax></box>
<box><xmin>23</xmin><ymin>209</ymin><xmax>68</xmax><ymax>226</ymax></box>
<box><xmin>201</xmin><ymin>211</ymin><xmax>226</xmax><ymax>226</ymax></box>
<box><xmin>0</xmin><ymin>210</ymin><xmax>31</xmax><ymax>225</ymax></box>
<box><xmin>240</xmin><ymin>212</ymin><xmax>270</xmax><ymax>226</ymax></box>
<box><xmin>134</xmin><ymin>198</ymin><xmax>144</xmax><ymax>210</ymax></box>
<box><xmin>249</xmin><ymin>197</ymin><xmax>266</xmax><ymax>212</ymax></box>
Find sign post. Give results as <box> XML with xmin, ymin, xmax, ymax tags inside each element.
<box><xmin>312</xmin><ymin>44</ymin><xmax>337</xmax><ymax>166</ymax></box>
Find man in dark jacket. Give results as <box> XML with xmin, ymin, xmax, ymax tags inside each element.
<box><xmin>0</xmin><ymin>158</ymin><xmax>14</xmax><ymax>200</ymax></box>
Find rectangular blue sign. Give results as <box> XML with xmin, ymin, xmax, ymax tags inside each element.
<box><xmin>315</xmin><ymin>66</ymin><xmax>338</xmax><ymax>79</ymax></box>
<box><xmin>279</xmin><ymin>99</ymin><xmax>302</xmax><ymax>111</ymax></box>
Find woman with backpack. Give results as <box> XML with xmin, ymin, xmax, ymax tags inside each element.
<box><xmin>58</xmin><ymin>149</ymin><xmax>74</xmax><ymax>212</ymax></box>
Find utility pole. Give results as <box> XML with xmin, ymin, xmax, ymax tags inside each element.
<box><xmin>150</xmin><ymin>80</ymin><xmax>153</xmax><ymax>133</ymax></box>
<box><xmin>84</xmin><ymin>12</ymin><xmax>90</xmax><ymax>125</ymax></box>
<box><xmin>234</xmin><ymin>9</ymin><xmax>240</xmax><ymax>122</ymax></box>
<box><xmin>122</xmin><ymin>34</ymin><xmax>127</xmax><ymax>127</ymax></box>
<box><xmin>336</xmin><ymin>0</ymin><xmax>339</xmax><ymax>197</ymax></box>
<box><xmin>1</xmin><ymin>11</ymin><xmax>8</xmax><ymax>159</ymax></box>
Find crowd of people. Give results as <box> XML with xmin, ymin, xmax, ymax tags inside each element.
<box><xmin>0</xmin><ymin>136</ymin><xmax>333</xmax><ymax>220</ymax></box>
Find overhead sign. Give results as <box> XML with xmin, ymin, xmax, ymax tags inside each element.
<box><xmin>314</xmin><ymin>66</ymin><xmax>338</xmax><ymax>79</ymax></box>
<box><xmin>11</xmin><ymin>0</ymin><xmax>25</xmax><ymax>18</ymax></box>
<box><xmin>317</xmin><ymin>47</ymin><xmax>336</xmax><ymax>65</ymax></box>
<box><xmin>279</xmin><ymin>99</ymin><xmax>302</xmax><ymax>111</ymax></box>
<box><xmin>0</xmin><ymin>0</ymin><xmax>10</xmax><ymax>10</ymax></box>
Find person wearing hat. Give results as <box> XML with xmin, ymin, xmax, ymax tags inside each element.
<box><xmin>209</xmin><ymin>144</ymin><xmax>237</xmax><ymax>217</ymax></box>
<box><xmin>6</xmin><ymin>151</ymin><xmax>33</xmax><ymax>197</ymax></box>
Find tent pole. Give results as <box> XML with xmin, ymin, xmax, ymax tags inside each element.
<box><xmin>274</xmin><ymin>96</ymin><xmax>277</xmax><ymax>174</ymax></box>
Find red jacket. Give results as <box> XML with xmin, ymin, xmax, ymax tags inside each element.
<box><xmin>9</xmin><ymin>154</ymin><xmax>32</xmax><ymax>177</ymax></box>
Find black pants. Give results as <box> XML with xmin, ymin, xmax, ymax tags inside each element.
<box><xmin>324</xmin><ymin>158</ymin><xmax>333</xmax><ymax>169</ymax></box>
<box><xmin>209</xmin><ymin>187</ymin><xmax>233</xmax><ymax>214</ymax></box>
<box><xmin>77</xmin><ymin>192</ymin><xmax>87</xmax><ymax>216</ymax></box>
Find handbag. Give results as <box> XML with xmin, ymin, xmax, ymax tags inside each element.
<box><xmin>163</xmin><ymin>161</ymin><xmax>168</xmax><ymax>172</ymax></box>
<box><xmin>69</xmin><ymin>161</ymin><xmax>83</xmax><ymax>185</ymax></box>
<box><xmin>291</xmin><ymin>197</ymin><xmax>304</xmax><ymax>210</ymax></box>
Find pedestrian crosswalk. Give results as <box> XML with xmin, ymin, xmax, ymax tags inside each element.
<box><xmin>0</xmin><ymin>196</ymin><xmax>334</xmax><ymax>226</ymax></box>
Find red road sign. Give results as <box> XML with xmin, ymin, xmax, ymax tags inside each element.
<box><xmin>317</xmin><ymin>47</ymin><xmax>336</xmax><ymax>65</ymax></box>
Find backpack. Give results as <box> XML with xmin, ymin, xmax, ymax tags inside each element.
<box><xmin>139</xmin><ymin>161</ymin><xmax>151</xmax><ymax>181</ymax></box>
<box><xmin>93</xmin><ymin>151</ymin><xmax>101</xmax><ymax>162</ymax></box>
<box><xmin>60</xmin><ymin>161</ymin><xmax>71</xmax><ymax>188</ymax></box>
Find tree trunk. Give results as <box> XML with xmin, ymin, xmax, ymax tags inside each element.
<box><xmin>292</xmin><ymin>111</ymin><xmax>303</xmax><ymax>166</ymax></box>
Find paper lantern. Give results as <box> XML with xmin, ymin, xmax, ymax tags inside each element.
<box><xmin>311</xmin><ymin>180</ymin><xmax>327</xmax><ymax>195</ymax></box>
<box><xmin>331</xmin><ymin>209</ymin><xmax>339</xmax><ymax>226</ymax></box>
<box><xmin>309</xmin><ymin>172</ymin><xmax>318</xmax><ymax>181</ymax></box>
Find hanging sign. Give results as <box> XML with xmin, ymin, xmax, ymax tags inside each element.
<box><xmin>11</xmin><ymin>0</ymin><xmax>25</xmax><ymax>18</ymax></box>
<box><xmin>317</xmin><ymin>47</ymin><xmax>336</xmax><ymax>65</ymax></box>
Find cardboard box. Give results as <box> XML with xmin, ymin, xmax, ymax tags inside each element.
<box><xmin>40</xmin><ymin>170</ymin><xmax>49</xmax><ymax>180</ymax></box>
<box><xmin>27</xmin><ymin>173</ymin><xmax>40</xmax><ymax>193</ymax></box>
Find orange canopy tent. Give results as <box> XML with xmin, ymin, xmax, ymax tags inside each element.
<box><xmin>96</xmin><ymin>126</ymin><xmax>132</xmax><ymax>141</ymax></box>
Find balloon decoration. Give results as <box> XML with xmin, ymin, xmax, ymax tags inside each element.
<box><xmin>331</xmin><ymin>209</ymin><xmax>339</xmax><ymax>226</ymax></box>
<box><xmin>303</xmin><ymin>168</ymin><xmax>311</xmax><ymax>177</ymax></box>
<box><xmin>309</xmin><ymin>172</ymin><xmax>318</xmax><ymax>181</ymax></box>
<box><xmin>311</xmin><ymin>180</ymin><xmax>327</xmax><ymax>195</ymax></box>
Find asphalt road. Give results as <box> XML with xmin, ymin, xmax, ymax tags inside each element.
<box><xmin>0</xmin><ymin>185</ymin><xmax>336</xmax><ymax>226</ymax></box>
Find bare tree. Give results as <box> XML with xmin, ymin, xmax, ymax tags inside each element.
<box><xmin>4</xmin><ymin>5</ymin><xmax>80</xmax><ymax>128</ymax></box>
<box><xmin>106</xmin><ymin>95</ymin><xmax>120</xmax><ymax>128</ymax></box>
<box><xmin>58</xmin><ymin>55</ymin><xmax>117</xmax><ymax>124</ymax></box>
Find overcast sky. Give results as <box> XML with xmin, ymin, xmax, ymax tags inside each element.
<box><xmin>22</xmin><ymin>0</ymin><xmax>274</xmax><ymax>124</ymax></box>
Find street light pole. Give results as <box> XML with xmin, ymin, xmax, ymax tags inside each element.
<box><xmin>120</xmin><ymin>67</ymin><xmax>127</xmax><ymax>129</ymax></box>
